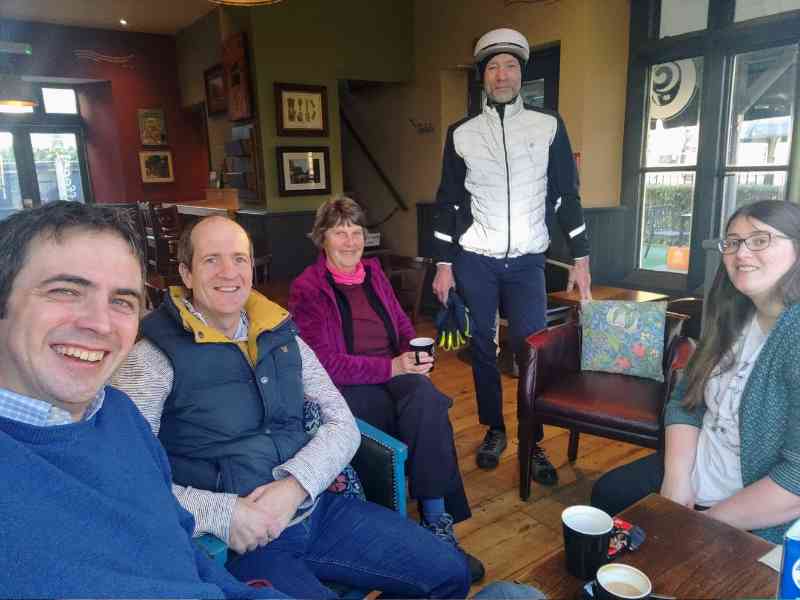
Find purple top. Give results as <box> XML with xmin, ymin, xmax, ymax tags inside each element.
<box><xmin>334</xmin><ymin>283</ymin><xmax>394</xmax><ymax>358</ymax></box>
<box><xmin>289</xmin><ymin>253</ymin><xmax>416</xmax><ymax>386</ymax></box>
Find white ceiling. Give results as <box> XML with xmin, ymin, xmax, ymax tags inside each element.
<box><xmin>0</xmin><ymin>0</ymin><xmax>216</xmax><ymax>35</ymax></box>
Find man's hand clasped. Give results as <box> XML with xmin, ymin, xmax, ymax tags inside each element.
<box><xmin>228</xmin><ymin>477</ymin><xmax>308</xmax><ymax>554</ymax></box>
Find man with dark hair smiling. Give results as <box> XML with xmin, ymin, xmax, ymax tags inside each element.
<box><xmin>0</xmin><ymin>201</ymin><xmax>287</xmax><ymax>599</ymax></box>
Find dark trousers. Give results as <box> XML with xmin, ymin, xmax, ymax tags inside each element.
<box><xmin>341</xmin><ymin>374</ymin><xmax>471</xmax><ymax>523</ymax></box>
<box><xmin>453</xmin><ymin>250</ymin><xmax>547</xmax><ymax>438</ymax></box>
<box><xmin>590</xmin><ymin>453</ymin><xmax>664</xmax><ymax>516</ymax></box>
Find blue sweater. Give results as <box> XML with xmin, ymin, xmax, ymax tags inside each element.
<box><xmin>0</xmin><ymin>386</ymin><xmax>284</xmax><ymax>599</ymax></box>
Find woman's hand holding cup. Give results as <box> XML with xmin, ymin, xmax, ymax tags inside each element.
<box><xmin>391</xmin><ymin>351</ymin><xmax>433</xmax><ymax>377</ymax></box>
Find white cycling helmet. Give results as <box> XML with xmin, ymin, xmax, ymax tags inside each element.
<box><xmin>473</xmin><ymin>28</ymin><xmax>530</xmax><ymax>65</ymax></box>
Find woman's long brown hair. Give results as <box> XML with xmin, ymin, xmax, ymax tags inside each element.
<box><xmin>682</xmin><ymin>200</ymin><xmax>800</xmax><ymax>410</ymax></box>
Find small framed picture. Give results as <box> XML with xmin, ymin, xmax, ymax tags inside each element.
<box><xmin>139</xmin><ymin>150</ymin><xmax>174</xmax><ymax>183</ymax></box>
<box><xmin>274</xmin><ymin>83</ymin><xmax>328</xmax><ymax>137</ymax></box>
<box><xmin>138</xmin><ymin>108</ymin><xmax>167</xmax><ymax>146</ymax></box>
<box><xmin>204</xmin><ymin>64</ymin><xmax>228</xmax><ymax>116</ymax></box>
<box><xmin>276</xmin><ymin>146</ymin><xmax>330</xmax><ymax>196</ymax></box>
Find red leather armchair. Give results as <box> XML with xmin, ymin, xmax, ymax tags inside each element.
<box><xmin>516</xmin><ymin>311</ymin><xmax>696</xmax><ymax>500</ymax></box>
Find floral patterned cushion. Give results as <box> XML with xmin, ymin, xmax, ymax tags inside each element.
<box><xmin>303</xmin><ymin>400</ymin><xmax>366</xmax><ymax>501</ymax></box>
<box><xmin>580</xmin><ymin>300</ymin><xmax>667</xmax><ymax>382</ymax></box>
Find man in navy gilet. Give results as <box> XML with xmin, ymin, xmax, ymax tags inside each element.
<box><xmin>113</xmin><ymin>215</ymin><xmax>470</xmax><ymax>599</ymax></box>
<box><xmin>0</xmin><ymin>201</ymin><xmax>287</xmax><ymax>599</ymax></box>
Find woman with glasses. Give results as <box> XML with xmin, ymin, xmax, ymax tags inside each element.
<box><xmin>591</xmin><ymin>199</ymin><xmax>800</xmax><ymax>543</ymax></box>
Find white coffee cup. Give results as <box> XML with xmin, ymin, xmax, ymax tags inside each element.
<box><xmin>596</xmin><ymin>563</ymin><xmax>652</xmax><ymax>599</ymax></box>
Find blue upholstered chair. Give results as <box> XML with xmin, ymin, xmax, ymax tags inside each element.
<box><xmin>194</xmin><ymin>417</ymin><xmax>408</xmax><ymax>565</ymax></box>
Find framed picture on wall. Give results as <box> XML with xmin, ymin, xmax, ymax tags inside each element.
<box><xmin>275</xmin><ymin>83</ymin><xmax>328</xmax><ymax>137</ymax></box>
<box><xmin>276</xmin><ymin>146</ymin><xmax>330</xmax><ymax>196</ymax></box>
<box><xmin>138</xmin><ymin>109</ymin><xmax>167</xmax><ymax>146</ymax></box>
<box><xmin>223</xmin><ymin>32</ymin><xmax>253</xmax><ymax>121</ymax></box>
<box><xmin>204</xmin><ymin>64</ymin><xmax>228</xmax><ymax>116</ymax></box>
<box><xmin>139</xmin><ymin>150</ymin><xmax>174</xmax><ymax>183</ymax></box>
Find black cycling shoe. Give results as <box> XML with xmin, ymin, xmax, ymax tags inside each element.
<box><xmin>476</xmin><ymin>428</ymin><xmax>507</xmax><ymax>470</ymax></box>
<box><xmin>531</xmin><ymin>444</ymin><xmax>558</xmax><ymax>485</ymax></box>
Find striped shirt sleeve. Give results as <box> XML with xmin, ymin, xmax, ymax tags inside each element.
<box><xmin>272</xmin><ymin>336</ymin><xmax>360</xmax><ymax>505</ymax></box>
<box><xmin>110</xmin><ymin>340</ymin><xmax>238</xmax><ymax>542</ymax></box>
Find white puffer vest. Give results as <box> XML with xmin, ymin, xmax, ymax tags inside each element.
<box><xmin>452</xmin><ymin>95</ymin><xmax>555</xmax><ymax>258</ymax></box>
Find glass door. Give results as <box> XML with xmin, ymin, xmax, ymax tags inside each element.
<box><xmin>29</xmin><ymin>132</ymin><xmax>86</xmax><ymax>203</ymax></box>
<box><xmin>0</xmin><ymin>131</ymin><xmax>23</xmax><ymax>220</ymax></box>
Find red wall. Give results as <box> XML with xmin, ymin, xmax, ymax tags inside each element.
<box><xmin>5</xmin><ymin>19</ymin><xmax>209</xmax><ymax>204</ymax></box>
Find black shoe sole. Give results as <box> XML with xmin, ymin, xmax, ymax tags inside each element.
<box><xmin>531</xmin><ymin>462</ymin><xmax>559</xmax><ymax>485</ymax></box>
<box><xmin>466</xmin><ymin>552</ymin><xmax>485</xmax><ymax>583</ymax></box>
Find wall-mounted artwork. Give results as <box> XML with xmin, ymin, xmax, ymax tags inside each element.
<box><xmin>276</xmin><ymin>146</ymin><xmax>330</xmax><ymax>196</ymax></box>
<box><xmin>204</xmin><ymin>64</ymin><xmax>228</xmax><ymax>116</ymax></box>
<box><xmin>223</xmin><ymin>32</ymin><xmax>253</xmax><ymax>121</ymax></box>
<box><xmin>139</xmin><ymin>150</ymin><xmax>174</xmax><ymax>183</ymax></box>
<box><xmin>138</xmin><ymin>109</ymin><xmax>167</xmax><ymax>146</ymax></box>
<box><xmin>275</xmin><ymin>83</ymin><xmax>328</xmax><ymax>137</ymax></box>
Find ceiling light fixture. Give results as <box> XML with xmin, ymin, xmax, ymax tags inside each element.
<box><xmin>207</xmin><ymin>0</ymin><xmax>285</xmax><ymax>6</ymax></box>
<box><xmin>0</xmin><ymin>75</ymin><xmax>37</xmax><ymax>108</ymax></box>
<box><xmin>0</xmin><ymin>40</ymin><xmax>37</xmax><ymax>108</ymax></box>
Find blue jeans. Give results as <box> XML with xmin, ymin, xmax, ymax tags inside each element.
<box><xmin>454</xmin><ymin>251</ymin><xmax>547</xmax><ymax>430</ymax></box>
<box><xmin>227</xmin><ymin>492</ymin><xmax>470</xmax><ymax>599</ymax></box>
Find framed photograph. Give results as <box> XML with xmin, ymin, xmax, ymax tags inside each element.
<box><xmin>276</xmin><ymin>146</ymin><xmax>330</xmax><ymax>196</ymax></box>
<box><xmin>139</xmin><ymin>150</ymin><xmax>174</xmax><ymax>183</ymax></box>
<box><xmin>223</xmin><ymin>32</ymin><xmax>253</xmax><ymax>121</ymax></box>
<box><xmin>274</xmin><ymin>83</ymin><xmax>328</xmax><ymax>137</ymax></box>
<box><xmin>138</xmin><ymin>109</ymin><xmax>167</xmax><ymax>146</ymax></box>
<box><xmin>204</xmin><ymin>64</ymin><xmax>228</xmax><ymax>116</ymax></box>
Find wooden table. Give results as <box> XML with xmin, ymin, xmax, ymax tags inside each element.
<box><xmin>523</xmin><ymin>494</ymin><xmax>777</xmax><ymax>599</ymax></box>
<box><xmin>548</xmin><ymin>285</ymin><xmax>670</xmax><ymax>308</ymax></box>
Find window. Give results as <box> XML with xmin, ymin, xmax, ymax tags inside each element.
<box><xmin>720</xmin><ymin>45</ymin><xmax>797</xmax><ymax>227</ymax></box>
<box><xmin>660</xmin><ymin>0</ymin><xmax>709</xmax><ymax>37</ymax></box>
<box><xmin>0</xmin><ymin>84</ymin><xmax>90</xmax><ymax>214</ymax></box>
<box><xmin>41</xmin><ymin>87</ymin><xmax>78</xmax><ymax>115</ymax></box>
<box><xmin>735</xmin><ymin>0</ymin><xmax>800</xmax><ymax>21</ymax></box>
<box><xmin>622</xmin><ymin>0</ymin><xmax>800</xmax><ymax>291</ymax></box>
<box><xmin>639</xmin><ymin>58</ymin><xmax>703</xmax><ymax>273</ymax></box>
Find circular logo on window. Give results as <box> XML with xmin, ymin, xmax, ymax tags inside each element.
<box><xmin>650</xmin><ymin>58</ymin><xmax>697</xmax><ymax>121</ymax></box>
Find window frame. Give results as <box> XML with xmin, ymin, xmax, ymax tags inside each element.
<box><xmin>621</xmin><ymin>0</ymin><xmax>800</xmax><ymax>293</ymax></box>
<box><xmin>0</xmin><ymin>83</ymin><xmax>91</xmax><ymax>207</ymax></box>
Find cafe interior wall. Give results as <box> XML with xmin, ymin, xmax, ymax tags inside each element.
<box><xmin>2</xmin><ymin>19</ymin><xmax>209</xmax><ymax>205</ymax></box>
<box><xmin>340</xmin><ymin>0</ymin><xmax>631</xmax><ymax>258</ymax></box>
<box><xmin>212</xmin><ymin>0</ymin><xmax>415</xmax><ymax>214</ymax></box>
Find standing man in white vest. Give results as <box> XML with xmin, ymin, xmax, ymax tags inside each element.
<box><xmin>432</xmin><ymin>28</ymin><xmax>592</xmax><ymax>481</ymax></box>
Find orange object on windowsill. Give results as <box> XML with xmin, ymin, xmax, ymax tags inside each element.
<box><xmin>666</xmin><ymin>246</ymin><xmax>690</xmax><ymax>271</ymax></box>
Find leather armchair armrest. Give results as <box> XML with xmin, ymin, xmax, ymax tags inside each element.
<box><xmin>518</xmin><ymin>321</ymin><xmax>581</xmax><ymax>418</ymax></box>
<box><xmin>658</xmin><ymin>336</ymin><xmax>697</xmax><ymax>449</ymax></box>
<box><xmin>351</xmin><ymin>418</ymin><xmax>408</xmax><ymax>516</ymax></box>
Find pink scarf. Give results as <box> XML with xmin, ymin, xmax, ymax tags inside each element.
<box><xmin>327</xmin><ymin>259</ymin><xmax>366</xmax><ymax>285</ymax></box>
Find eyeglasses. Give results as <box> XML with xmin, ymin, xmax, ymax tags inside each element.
<box><xmin>718</xmin><ymin>231</ymin><xmax>794</xmax><ymax>255</ymax></box>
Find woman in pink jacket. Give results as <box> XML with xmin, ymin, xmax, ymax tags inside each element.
<box><xmin>289</xmin><ymin>197</ymin><xmax>483</xmax><ymax>583</ymax></box>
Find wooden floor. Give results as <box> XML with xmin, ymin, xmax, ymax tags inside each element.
<box><xmin>259</xmin><ymin>281</ymin><xmax>652</xmax><ymax>595</ymax></box>
<box><xmin>411</xmin><ymin>318</ymin><xmax>653</xmax><ymax>596</ymax></box>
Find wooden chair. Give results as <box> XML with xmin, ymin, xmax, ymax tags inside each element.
<box><xmin>384</xmin><ymin>255</ymin><xmax>430</xmax><ymax>324</ymax></box>
<box><xmin>139</xmin><ymin>203</ymin><xmax>183</xmax><ymax>307</ymax></box>
<box><xmin>516</xmin><ymin>310</ymin><xmax>696</xmax><ymax>500</ymax></box>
